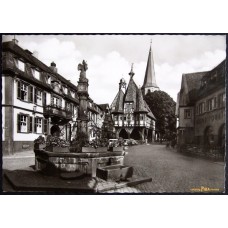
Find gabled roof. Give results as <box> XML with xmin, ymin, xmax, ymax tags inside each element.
<box><xmin>125</xmin><ymin>77</ymin><xmax>138</xmax><ymax>103</ymax></box>
<box><xmin>136</xmin><ymin>87</ymin><xmax>148</xmax><ymax>112</ymax></box>
<box><xmin>2</xmin><ymin>41</ymin><xmax>78</xmax><ymax>91</ymax></box>
<box><xmin>110</xmin><ymin>89</ymin><xmax>125</xmax><ymax>113</ymax></box>
<box><xmin>179</xmin><ymin>71</ymin><xmax>207</xmax><ymax>106</ymax></box>
<box><xmin>144</xmin><ymin>101</ymin><xmax>156</xmax><ymax>120</ymax></box>
<box><xmin>98</xmin><ymin>103</ymin><xmax>109</xmax><ymax>111</ymax></box>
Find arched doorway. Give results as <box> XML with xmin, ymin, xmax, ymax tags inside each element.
<box><xmin>204</xmin><ymin>126</ymin><xmax>214</xmax><ymax>147</ymax></box>
<box><xmin>119</xmin><ymin>129</ymin><xmax>128</xmax><ymax>139</ymax></box>
<box><xmin>130</xmin><ymin>128</ymin><xmax>141</xmax><ymax>140</ymax></box>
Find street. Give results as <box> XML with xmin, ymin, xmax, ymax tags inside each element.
<box><xmin>124</xmin><ymin>144</ymin><xmax>225</xmax><ymax>193</ymax></box>
<box><xmin>2</xmin><ymin>144</ymin><xmax>225</xmax><ymax>193</ymax></box>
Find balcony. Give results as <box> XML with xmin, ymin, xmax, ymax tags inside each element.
<box><xmin>43</xmin><ymin>105</ymin><xmax>73</xmax><ymax>124</ymax></box>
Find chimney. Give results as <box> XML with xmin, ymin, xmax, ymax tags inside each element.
<box><xmin>50</xmin><ymin>62</ymin><xmax>57</xmax><ymax>73</ymax></box>
<box><xmin>32</xmin><ymin>51</ymin><xmax>39</xmax><ymax>59</ymax></box>
<box><xmin>12</xmin><ymin>38</ymin><xmax>19</xmax><ymax>45</ymax></box>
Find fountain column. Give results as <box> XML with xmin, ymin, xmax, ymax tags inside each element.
<box><xmin>77</xmin><ymin>60</ymin><xmax>89</xmax><ymax>136</ymax></box>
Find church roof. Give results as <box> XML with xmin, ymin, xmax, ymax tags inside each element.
<box><xmin>142</xmin><ymin>46</ymin><xmax>159</xmax><ymax>89</ymax></box>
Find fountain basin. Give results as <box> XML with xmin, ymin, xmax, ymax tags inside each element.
<box><xmin>34</xmin><ymin>149</ymin><xmax>125</xmax><ymax>177</ymax></box>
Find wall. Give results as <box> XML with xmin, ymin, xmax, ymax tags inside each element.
<box><xmin>195</xmin><ymin>88</ymin><xmax>225</xmax><ymax>137</ymax></box>
<box><xmin>178</xmin><ymin>106</ymin><xmax>194</xmax><ymax>128</ymax></box>
<box><xmin>13</xmin><ymin>108</ymin><xmax>44</xmax><ymax>141</ymax></box>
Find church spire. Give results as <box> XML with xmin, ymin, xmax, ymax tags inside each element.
<box><xmin>142</xmin><ymin>40</ymin><xmax>159</xmax><ymax>95</ymax></box>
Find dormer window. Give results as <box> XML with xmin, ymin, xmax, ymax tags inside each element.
<box><xmin>18</xmin><ymin>60</ymin><xmax>25</xmax><ymax>71</ymax></box>
<box><xmin>46</xmin><ymin>75</ymin><xmax>51</xmax><ymax>84</ymax></box>
<box><xmin>33</xmin><ymin>69</ymin><xmax>40</xmax><ymax>80</ymax></box>
<box><xmin>62</xmin><ymin>85</ymin><xmax>68</xmax><ymax>94</ymax></box>
<box><xmin>70</xmin><ymin>90</ymin><xmax>75</xmax><ymax>97</ymax></box>
<box><xmin>51</xmin><ymin>80</ymin><xmax>60</xmax><ymax>93</ymax></box>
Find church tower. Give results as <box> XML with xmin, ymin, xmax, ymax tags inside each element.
<box><xmin>141</xmin><ymin>42</ymin><xmax>159</xmax><ymax>96</ymax></box>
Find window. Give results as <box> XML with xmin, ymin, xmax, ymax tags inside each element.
<box><xmin>17</xmin><ymin>81</ymin><xmax>28</xmax><ymax>101</ymax></box>
<box><xmin>207</xmin><ymin>98</ymin><xmax>215</xmax><ymax>111</ymax></box>
<box><xmin>17</xmin><ymin>114</ymin><xmax>27</xmax><ymax>133</ymax></box>
<box><xmin>184</xmin><ymin>109</ymin><xmax>191</xmax><ymax>119</ymax></box>
<box><xmin>140</xmin><ymin>115</ymin><xmax>144</xmax><ymax>120</ymax></box>
<box><xmin>198</xmin><ymin>102</ymin><xmax>205</xmax><ymax>114</ymax></box>
<box><xmin>18</xmin><ymin>60</ymin><xmax>25</xmax><ymax>71</ymax></box>
<box><xmin>34</xmin><ymin>117</ymin><xmax>43</xmax><ymax>134</ymax></box>
<box><xmin>17</xmin><ymin>114</ymin><xmax>33</xmax><ymax>133</ymax></box>
<box><xmin>34</xmin><ymin>89</ymin><xmax>42</xmax><ymax>106</ymax></box>
<box><xmin>51</xmin><ymin>96</ymin><xmax>62</xmax><ymax>108</ymax></box>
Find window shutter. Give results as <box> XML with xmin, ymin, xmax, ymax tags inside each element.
<box><xmin>29</xmin><ymin>116</ymin><xmax>33</xmax><ymax>132</ymax></box>
<box><xmin>34</xmin><ymin>88</ymin><xmax>37</xmax><ymax>104</ymax></box>
<box><xmin>43</xmin><ymin>92</ymin><xmax>46</xmax><ymax>106</ymax></box>
<box><xmin>44</xmin><ymin>119</ymin><xmax>48</xmax><ymax>134</ymax></box>
<box><xmin>28</xmin><ymin>86</ymin><xmax>33</xmax><ymax>103</ymax></box>
<box><xmin>17</xmin><ymin>114</ymin><xmax>21</xmax><ymax>132</ymax></box>
<box><xmin>34</xmin><ymin>117</ymin><xmax>37</xmax><ymax>133</ymax></box>
<box><xmin>17</xmin><ymin>81</ymin><xmax>21</xmax><ymax>99</ymax></box>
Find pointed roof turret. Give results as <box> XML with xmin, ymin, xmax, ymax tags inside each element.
<box><xmin>142</xmin><ymin>42</ymin><xmax>159</xmax><ymax>90</ymax></box>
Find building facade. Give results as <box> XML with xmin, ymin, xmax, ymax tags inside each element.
<box><xmin>176</xmin><ymin>60</ymin><xmax>226</xmax><ymax>156</ymax></box>
<box><xmin>110</xmin><ymin>58</ymin><xmax>157</xmax><ymax>142</ymax></box>
<box><xmin>2</xmin><ymin>39</ymin><xmax>102</xmax><ymax>155</ymax></box>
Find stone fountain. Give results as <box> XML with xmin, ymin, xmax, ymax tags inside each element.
<box><xmin>34</xmin><ymin>60</ymin><xmax>130</xmax><ymax>180</ymax></box>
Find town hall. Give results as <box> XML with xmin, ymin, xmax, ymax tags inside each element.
<box><xmin>110</xmin><ymin>44</ymin><xmax>159</xmax><ymax>142</ymax></box>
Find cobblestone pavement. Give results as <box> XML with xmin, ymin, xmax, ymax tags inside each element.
<box><xmin>123</xmin><ymin>144</ymin><xmax>225</xmax><ymax>193</ymax></box>
<box><xmin>2</xmin><ymin>145</ymin><xmax>225</xmax><ymax>193</ymax></box>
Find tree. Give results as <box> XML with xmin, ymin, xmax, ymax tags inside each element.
<box><xmin>144</xmin><ymin>90</ymin><xmax>176</xmax><ymax>141</ymax></box>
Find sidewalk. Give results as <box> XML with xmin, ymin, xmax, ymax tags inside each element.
<box><xmin>3</xmin><ymin>150</ymin><xmax>35</xmax><ymax>159</ymax></box>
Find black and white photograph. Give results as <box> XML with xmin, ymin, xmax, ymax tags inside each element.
<box><xmin>1</xmin><ymin>34</ymin><xmax>226</xmax><ymax>193</ymax></box>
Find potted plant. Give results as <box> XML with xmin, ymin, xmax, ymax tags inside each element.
<box><xmin>46</xmin><ymin>135</ymin><xmax>70</xmax><ymax>153</ymax></box>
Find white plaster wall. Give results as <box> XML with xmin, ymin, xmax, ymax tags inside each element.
<box><xmin>13</xmin><ymin>80</ymin><xmax>44</xmax><ymax>113</ymax></box>
<box><xmin>2</xmin><ymin>107</ymin><xmax>5</xmax><ymax>141</ymax></box>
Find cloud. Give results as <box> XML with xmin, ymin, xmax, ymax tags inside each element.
<box><xmin>9</xmin><ymin>35</ymin><xmax>226</xmax><ymax>104</ymax></box>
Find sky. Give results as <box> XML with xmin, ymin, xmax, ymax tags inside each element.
<box><xmin>3</xmin><ymin>35</ymin><xmax>226</xmax><ymax>104</ymax></box>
